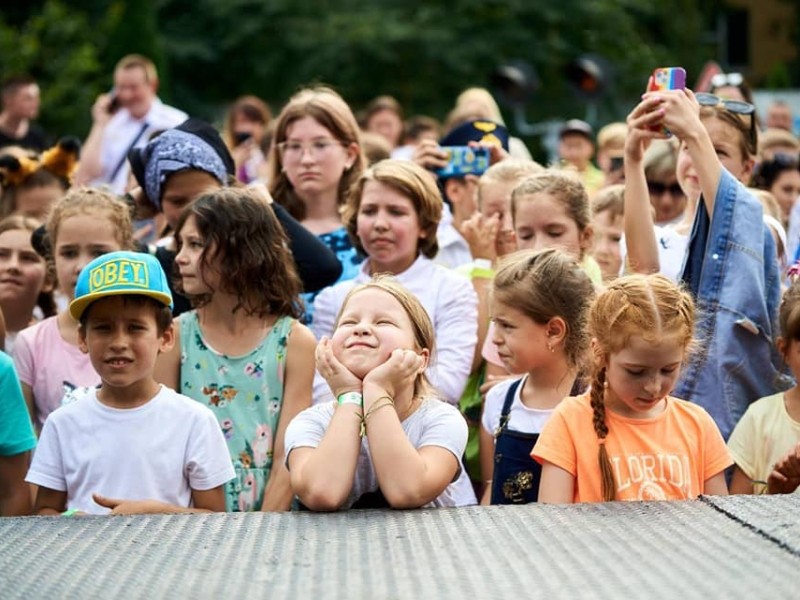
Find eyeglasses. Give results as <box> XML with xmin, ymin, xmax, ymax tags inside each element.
<box><xmin>710</xmin><ymin>72</ymin><xmax>744</xmax><ymax>89</ymax></box>
<box><xmin>647</xmin><ymin>181</ymin><xmax>684</xmax><ymax>197</ymax></box>
<box><xmin>695</xmin><ymin>92</ymin><xmax>757</xmax><ymax>149</ymax></box>
<box><xmin>277</xmin><ymin>139</ymin><xmax>346</xmax><ymax>162</ymax></box>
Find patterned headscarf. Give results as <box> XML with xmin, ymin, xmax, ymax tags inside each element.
<box><xmin>128</xmin><ymin>118</ymin><xmax>234</xmax><ymax>209</ymax></box>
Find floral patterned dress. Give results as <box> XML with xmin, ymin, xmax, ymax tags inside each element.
<box><xmin>180</xmin><ymin>312</ymin><xmax>293</xmax><ymax>512</ymax></box>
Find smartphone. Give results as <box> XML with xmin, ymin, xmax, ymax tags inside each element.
<box><xmin>434</xmin><ymin>146</ymin><xmax>491</xmax><ymax>178</ymax></box>
<box><xmin>647</xmin><ymin>68</ymin><xmax>686</xmax><ymax>134</ymax></box>
<box><xmin>107</xmin><ymin>89</ymin><xmax>121</xmax><ymax>114</ymax></box>
<box><xmin>648</xmin><ymin>67</ymin><xmax>686</xmax><ymax>92</ymax></box>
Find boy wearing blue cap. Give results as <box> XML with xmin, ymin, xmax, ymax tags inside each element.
<box><xmin>26</xmin><ymin>251</ymin><xmax>235</xmax><ymax>515</ymax></box>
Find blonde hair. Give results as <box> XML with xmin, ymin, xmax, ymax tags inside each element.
<box><xmin>343</xmin><ymin>159</ymin><xmax>442</xmax><ymax>260</ymax></box>
<box><xmin>477</xmin><ymin>159</ymin><xmax>544</xmax><ymax>208</ymax></box>
<box><xmin>588</xmin><ymin>274</ymin><xmax>695</xmax><ymax>501</ymax></box>
<box><xmin>749</xmin><ymin>188</ymin><xmax>781</xmax><ymax>222</ymax></box>
<box><xmin>596</xmin><ymin>122</ymin><xmax>628</xmax><ymax>152</ymax></box>
<box><xmin>46</xmin><ymin>187</ymin><xmax>134</xmax><ymax>256</ymax></box>
<box><xmin>759</xmin><ymin>128</ymin><xmax>800</xmax><ymax>158</ymax></box>
<box><xmin>511</xmin><ymin>170</ymin><xmax>591</xmax><ymax>231</ymax></box>
<box><xmin>268</xmin><ymin>86</ymin><xmax>365</xmax><ymax>220</ymax></box>
<box><xmin>445</xmin><ymin>87</ymin><xmax>505</xmax><ymax>132</ymax></box>
<box><xmin>115</xmin><ymin>54</ymin><xmax>158</xmax><ymax>85</ymax></box>
<box><xmin>591</xmin><ymin>184</ymin><xmax>625</xmax><ymax>219</ymax></box>
<box><xmin>336</xmin><ymin>275</ymin><xmax>436</xmax><ymax>399</ymax></box>
<box><xmin>643</xmin><ymin>139</ymin><xmax>680</xmax><ymax>182</ymax></box>
<box><xmin>493</xmin><ymin>249</ymin><xmax>595</xmax><ymax>369</ymax></box>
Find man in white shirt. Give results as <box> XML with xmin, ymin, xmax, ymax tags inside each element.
<box><xmin>74</xmin><ymin>54</ymin><xmax>187</xmax><ymax>193</ymax></box>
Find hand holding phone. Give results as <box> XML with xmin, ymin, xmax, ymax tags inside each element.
<box><xmin>107</xmin><ymin>89</ymin><xmax>121</xmax><ymax>115</ymax></box>
<box><xmin>647</xmin><ymin>67</ymin><xmax>686</xmax><ymax>134</ymax></box>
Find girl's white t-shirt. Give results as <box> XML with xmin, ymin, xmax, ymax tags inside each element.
<box><xmin>481</xmin><ymin>376</ymin><xmax>555</xmax><ymax>435</ymax></box>
<box><xmin>285</xmin><ymin>398</ymin><xmax>477</xmax><ymax>508</ymax></box>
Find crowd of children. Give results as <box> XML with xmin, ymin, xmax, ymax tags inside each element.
<box><xmin>3</xmin><ymin>61</ymin><xmax>800</xmax><ymax>517</ymax></box>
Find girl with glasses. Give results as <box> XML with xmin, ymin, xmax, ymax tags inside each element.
<box><xmin>268</xmin><ymin>87</ymin><xmax>367</xmax><ymax>325</ymax></box>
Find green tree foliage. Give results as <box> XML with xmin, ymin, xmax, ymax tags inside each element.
<box><xmin>0</xmin><ymin>0</ymin><xmax>745</xmax><ymax>143</ymax></box>
<box><xmin>0</xmin><ymin>1</ymin><xmax>106</xmax><ymax>138</ymax></box>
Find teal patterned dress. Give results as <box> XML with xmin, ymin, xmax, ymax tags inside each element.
<box><xmin>180</xmin><ymin>312</ymin><xmax>293</xmax><ymax>512</ymax></box>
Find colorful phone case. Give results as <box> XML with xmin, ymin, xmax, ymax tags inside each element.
<box><xmin>649</xmin><ymin>67</ymin><xmax>687</xmax><ymax>91</ymax></box>
<box><xmin>434</xmin><ymin>146</ymin><xmax>491</xmax><ymax>178</ymax></box>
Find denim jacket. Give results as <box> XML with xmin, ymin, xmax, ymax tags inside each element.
<box><xmin>675</xmin><ymin>168</ymin><xmax>790</xmax><ymax>440</ymax></box>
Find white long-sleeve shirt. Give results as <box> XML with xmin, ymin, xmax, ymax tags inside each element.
<box><xmin>311</xmin><ymin>255</ymin><xmax>478</xmax><ymax>406</ymax></box>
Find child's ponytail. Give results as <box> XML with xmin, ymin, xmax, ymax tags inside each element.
<box><xmin>589</xmin><ymin>366</ymin><xmax>615</xmax><ymax>501</ymax></box>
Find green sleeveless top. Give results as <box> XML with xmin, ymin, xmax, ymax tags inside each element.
<box><xmin>180</xmin><ymin>312</ymin><xmax>293</xmax><ymax>512</ymax></box>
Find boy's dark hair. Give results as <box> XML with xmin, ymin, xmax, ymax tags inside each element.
<box><xmin>174</xmin><ymin>187</ymin><xmax>302</xmax><ymax>319</ymax></box>
<box><xmin>79</xmin><ymin>295</ymin><xmax>173</xmax><ymax>335</ymax></box>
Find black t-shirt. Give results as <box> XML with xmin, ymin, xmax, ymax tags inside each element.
<box><xmin>0</xmin><ymin>122</ymin><xmax>48</xmax><ymax>152</ymax></box>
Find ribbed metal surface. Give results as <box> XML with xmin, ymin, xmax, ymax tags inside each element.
<box><xmin>703</xmin><ymin>494</ymin><xmax>800</xmax><ymax>555</ymax></box>
<box><xmin>1</xmin><ymin>497</ymin><xmax>798</xmax><ymax>599</ymax></box>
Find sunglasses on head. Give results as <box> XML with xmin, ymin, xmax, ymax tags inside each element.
<box><xmin>647</xmin><ymin>181</ymin><xmax>683</xmax><ymax>197</ymax></box>
<box><xmin>710</xmin><ymin>72</ymin><xmax>744</xmax><ymax>89</ymax></box>
<box><xmin>695</xmin><ymin>92</ymin><xmax>757</xmax><ymax>149</ymax></box>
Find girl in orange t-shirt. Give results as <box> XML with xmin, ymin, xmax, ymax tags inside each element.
<box><xmin>533</xmin><ymin>274</ymin><xmax>731</xmax><ymax>503</ymax></box>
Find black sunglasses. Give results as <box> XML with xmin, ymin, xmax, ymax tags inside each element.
<box><xmin>695</xmin><ymin>92</ymin><xmax>757</xmax><ymax>149</ymax></box>
<box><xmin>647</xmin><ymin>181</ymin><xmax>684</xmax><ymax>197</ymax></box>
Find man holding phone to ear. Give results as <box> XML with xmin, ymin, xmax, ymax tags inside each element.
<box><xmin>74</xmin><ymin>54</ymin><xmax>187</xmax><ymax>193</ymax></box>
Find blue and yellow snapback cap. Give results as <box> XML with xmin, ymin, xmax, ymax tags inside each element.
<box><xmin>69</xmin><ymin>251</ymin><xmax>173</xmax><ymax>321</ymax></box>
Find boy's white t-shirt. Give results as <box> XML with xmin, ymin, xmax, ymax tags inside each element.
<box><xmin>26</xmin><ymin>385</ymin><xmax>235</xmax><ymax>514</ymax></box>
<box><xmin>285</xmin><ymin>398</ymin><xmax>477</xmax><ymax>508</ymax></box>
<box><xmin>481</xmin><ymin>376</ymin><xmax>555</xmax><ymax>435</ymax></box>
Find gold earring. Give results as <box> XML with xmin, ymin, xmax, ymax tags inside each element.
<box><xmin>546</xmin><ymin>342</ymin><xmax>555</xmax><ymax>353</ymax></box>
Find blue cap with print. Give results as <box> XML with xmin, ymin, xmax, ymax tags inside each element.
<box><xmin>439</xmin><ymin>119</ymin><xmax>510</xmax><ymax>151</ymax></box>
<box><xmin>69</xmin><ymin>251</ymin><xmax>173</xmax><ymax>320</ymax></box>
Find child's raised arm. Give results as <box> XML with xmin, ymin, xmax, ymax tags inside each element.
<box><xmin>651</xmin><ymin>89</ymin><xmax>722</xmax><ymax>216</ymax></box>
<box><xmin>623</xmin><ymin>96</ymin><xmax>664</xmax><ymax>274</ymax></box>
<box><xmin>259</xmin><ymin>321</ymin><xmax>315</xmax><ymax>512</ymax></box>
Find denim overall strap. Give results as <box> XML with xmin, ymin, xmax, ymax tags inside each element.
<box><xmin>490</xmin><ymin>378</ymin><xmax>542</xmax><ymax>504</ymax></box>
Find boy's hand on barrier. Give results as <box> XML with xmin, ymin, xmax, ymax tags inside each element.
<box><xmin>93</xmin><ymin>494</ymin><xmax>163</xmax><ymax>515</ymax></box>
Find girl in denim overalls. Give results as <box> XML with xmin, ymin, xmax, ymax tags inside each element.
<box><xmin>479</xmin><ymin>248</ymin><xmax>595</xmax><ymax>504</ymax></box>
